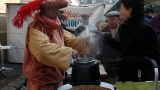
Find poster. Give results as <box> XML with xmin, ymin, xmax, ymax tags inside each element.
<box><xmin>62</xmin><ymin>5</ymin><xmax>105</xmax><ymax>28</ymax></box>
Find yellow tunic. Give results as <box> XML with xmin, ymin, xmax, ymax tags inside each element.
<box><xmin>28</xmin><ymin>28</ymin><xmax>89</xmax><ymax>70</ymax></box>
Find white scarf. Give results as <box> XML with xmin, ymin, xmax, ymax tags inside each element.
<box><xmin>110</xmin><ymin>24</ymin><xmax>119</xmax><ymax>39</ymax></box>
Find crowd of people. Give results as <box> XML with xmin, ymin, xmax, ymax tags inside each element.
<box><xmin>59</xmin><ymin>0</ymin><xmax>160</xmax><ymax>84</ymax></box>
<box><xmin>11</xmin><ymin>0</ymin><xmax>160</xmax><ymax>90</ymax></box>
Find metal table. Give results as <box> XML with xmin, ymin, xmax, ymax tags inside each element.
<box><xmin>0</xmin><ymin>46</ymin><xmax>13</xmax><ymax>72</ymax></box>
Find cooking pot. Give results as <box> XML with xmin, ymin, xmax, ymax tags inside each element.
<box><xmin>70</xmin><ymin>57</ymin><xmax>101</xmax><ymax>86</ymax></box>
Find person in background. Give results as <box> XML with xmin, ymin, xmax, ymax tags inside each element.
<box><xmin>58</xmin><ymin>10</ymin><xmax>65</xmax><ymax>18</ymax></box>
<box><xmin>93</xmin><ymin>21</ymin><xmax>108</xmax><ymax>60</ymax></box>
<box><xmin>105</xmin><ymin>11</ymin><xmax>120</xmax><ymax>39</ymax></box>
<box><xmin>102</xmin><ymin>0</ymin><xmax>160</xmax><ymax>81</ymax></box>
<box><xmin>97</xmin><ymin>21</ymin><xmax>108</xmax><ymax>32</ymax></box>
<box><xmin>12</xmin><ymin>0</ymin><xmax>90</xmax><ymax>90</ymax></box>
<box><xmin>75</xmin><ymin>14</ymin><xmax>97</xmax><ymax>37</ymax></box>
<box><xmin>151</xmin><ymin>13</ymin><xmax>160</xmax><ymax>45</ymax></box>
<box><xmin>59</xmin><ymin>10</ymin><xmax>65</xmax><ymax>15</ymax></box>
<box><xmin>144</xmin><ymin>8</ymin><xmax>154</xmax><ymax>25</ymax></box>
<box><xmin>59</xmin><ymin>14</ymin><xmax>74</xmax><ymax>34</ymax></box>
<box><xmin>75</xmin><ymin>14</ymin><xmax>97</xmax><ymax>58</ymax></box>
<box><xmin>95</xmin><ymin>11</ymin><xmax>121</xmax><ymax>84</ymax></box>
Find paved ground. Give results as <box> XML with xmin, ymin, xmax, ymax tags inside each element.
<box><xmin>0</xmin><ymin>62</ymin><xmax>23</xmax><ymax>89</ymax></box>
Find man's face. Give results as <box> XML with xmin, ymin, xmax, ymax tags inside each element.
<box><xmin>81</xmin><ymin>15</ymin><xmax>89</xmax><ymax>25</ymax></box>
<box><xmin>45</xmin><ymin>8</ymin><xmax>59</xmax><ymax>20</ymax></box>
<box><xmin>107</xmin><ymin>16</ymin><xmax>119</xmax><ymax>29</ymax></box>
<box><xmin>82</xmin><ymin>18</ymin><xmax>89</xmax><ymax>25</ymax></box>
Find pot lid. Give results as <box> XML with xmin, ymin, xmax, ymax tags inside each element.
<box><xmin>74</xmin><ymin>57</ymin><xmax>95</xmax><ymax>64</ymax></box>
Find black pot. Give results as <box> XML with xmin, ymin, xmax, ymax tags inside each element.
<box><xmin>70</xmin><ymin>57</ymin><xmax>101</xmax><ymax>86</ymax></box>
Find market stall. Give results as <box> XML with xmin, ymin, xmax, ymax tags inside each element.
<box><xmin>6</xmin><ymin>1</ymin><xmax>107</xmax><ymax>63</ymax></box>
<box><xmin>5</xmin><ymin>0</ymin><xmax>159</xmax><ymax>90</ymax></box>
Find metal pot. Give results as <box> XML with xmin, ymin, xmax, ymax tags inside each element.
<box><xmin>70</xmin><ymin>57</ymin><xmax>101</xmax><ymax>86</ymax></box>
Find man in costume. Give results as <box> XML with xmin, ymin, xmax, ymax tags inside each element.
<box><xmin>12</xmin><ymin>0</ymin><xmax>90</xmax><ymax>90</ymax></box>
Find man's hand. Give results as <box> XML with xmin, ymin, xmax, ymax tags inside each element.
<box><xmin>72</xmin><ymin>49</ymin><xmax>79</xmax><ymax>59</ymax></box>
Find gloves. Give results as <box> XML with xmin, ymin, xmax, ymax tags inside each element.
<box><xmin>75</xmin><ymin>26</ymin><xmax>86</xmax><ymax>36</ymax></box>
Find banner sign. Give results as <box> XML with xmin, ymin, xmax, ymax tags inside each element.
<box><xmin>62</xmin><ymin>5</ymin><xmax>105</xmax><ymax>28</ymax></box>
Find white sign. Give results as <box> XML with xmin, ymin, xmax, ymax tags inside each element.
<box><xmin>71</xmin><ymin>0</ymin><xmax>80</xmax><ymax>6</ymax></box>
<box><xmin>63</xmin><ymin>5</ymin><xmax>105</xmax><ymax>28</ymax></box>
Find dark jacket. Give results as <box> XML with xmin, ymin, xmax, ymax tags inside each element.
<box><xmin>103</xmin><ymin>15</ymin><xmax>160</xmax><ymax>81</ymax></box>
<box><xmin>101</xmin><ymin>26</ymin><xmax>121</xmax><ymax>77</ymax></box>
<box><xmin>158</xmin><ymin>35</ymin><xmax>160</xmax><ymax>45</ymax></box>
<box><xmin>100</xmin><ymin>26</ymin><xmax>121</xmax><ymax>71</ymax></box>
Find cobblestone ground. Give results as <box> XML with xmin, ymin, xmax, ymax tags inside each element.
<box><xmin>0</xmin><ymin>62</ymin><xmax>23</xmax><ymax>89</ymax></box>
